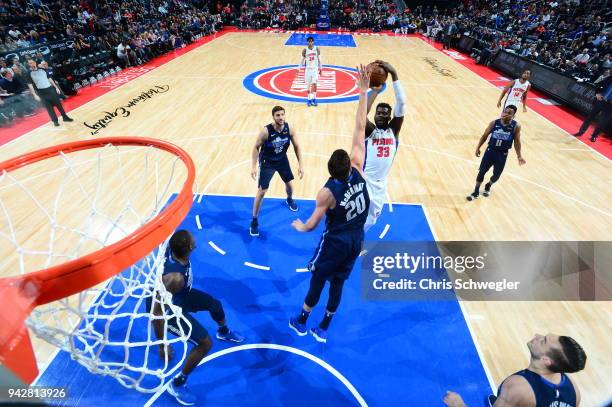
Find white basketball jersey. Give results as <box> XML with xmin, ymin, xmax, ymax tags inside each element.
<box><xmin>304</xmin><ymin>46</ymin><xmax>319</xmax><ymax>69</ymax></box>
<box><xmin>504</xmin><ymin>79</ymin><xmax>530</xmax><ymax>106</ymax></box>
<box><xmin>364</xmin><ymin>127</ymin><xmax>397</xmax><ymax>186</ymax></box>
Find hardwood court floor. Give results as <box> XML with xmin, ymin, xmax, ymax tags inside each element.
<box><xmin>1</xmin><ymin>32</ymin><xmax>610</xmax><ymax>406</ymax></box>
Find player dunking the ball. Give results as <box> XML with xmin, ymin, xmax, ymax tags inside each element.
<box><xmin>250</xmin><ymin>106</ymin><xmax>304</xmax><ymax>236</ymax></box>
<box><xmin>466</xmin><ymin>105</ymin><xmax>526</xmax><ymax>201</ymax></box>
<box><xmin>497</xmin><ymin>69</ymin><xmax>531</xmax><ymax>113</ymax></box>
<box><xmin>289</xmin><ymin>64</ymin><xmax>370</xmax><ymax>343</ymax></box>
<box><xmin>300</xmin><ymin>36</ymin><xmax>322</xmax><ymax>107</ymax></box>
<box><xmin>149</xmin><ymin>230</ymin><xmax>244</xmax><ymax>405</ymax></box>
<box><xmin>363</xmin><ymin>60</ymin><xmax>406</xmax><ymax>231</ymax></box>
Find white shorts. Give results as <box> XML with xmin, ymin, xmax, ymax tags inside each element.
<box><xmin>503</xmin><ymin>98</ymin><xmax>522</xmax><ymax>110</ymax></box>
<box><xmin>364</xmin><ymin>182</ymin><xmax>386</xmax><ymax>232</ymax></box>
<box><xmin>305</xmin><ymin>68</ymin><xmax>318</xmax><ymax>85</ymax></box>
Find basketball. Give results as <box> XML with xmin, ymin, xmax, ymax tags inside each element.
<box><xmin>367</xmin><ymin>62</ymin><xmax>388</xmax><ymax>87</ymax></box>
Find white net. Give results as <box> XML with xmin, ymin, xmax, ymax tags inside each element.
<box><xmin>0</xmin><ymin>141</ymin><xmax>193</xmax><ymax>392</ymax></box>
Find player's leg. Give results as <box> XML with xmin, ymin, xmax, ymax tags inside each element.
<box><xmin>310</xmin><ymin>277</ymin><xmax>345</xmax><ymax>343</ymax></box>
<box><xmin>167</xmin><ymin>312</ymin><xmax>212</xmax><ymax>405</ymax></box>
<box><xmin>483</xmin><ymin>151</ymin><xmax>509</xmax><ymax>197</ymax></box>
<box><xmin>290</xmin><ymin>235</ymin><xmax>344</xmax><ymax>335</ymax></box>
<box><xmin>364</xmin><ymin>185</ymin><xmax>384</xmax><ymax>232</ymax></box>
<box><xmin>574</xmin><ymin>100</ymin><xmax>605</xmax><ymax>137</ymax></box>
<box><xmin>311</xmin><ymin>82</ymin><xmax>318</xmax><ymax>106</ymax></box>
<box><xmin>305</xmin><ymin>70</ymin><xmax>314</xmax><ymax>106</ymax></box>
<box><xmin>310</xmin><ymin>234</ymin><xmax>359</xmax><ymax>342</ymax></box>
<box><xmin>278</xmin><ymin>156</ymin><xmax>297</xmax><ymax>211</ymax></box>
<box><xmin>467</xmin><ymin>148</ymin><xmax>494</xmax><ymax>201</ymax></box>
<box><xmin>251</xmin><ymin>161</ymin><xmax>275</xmax><ymax>236</ymax></box>
<box><xmin>587</xmin><ymin>104</ymin><xmax>612</xmax><ymax>142</ymax></box>
<box><xmin>182</xmin><ymin>288</ymin><xmax>245</xmax><ymax>343</ymax></box>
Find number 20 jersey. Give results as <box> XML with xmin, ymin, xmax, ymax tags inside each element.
<box><xmin>324</xmin><ymin>169</ymin><xmax>370</xmax><ymax>234</ymax></box>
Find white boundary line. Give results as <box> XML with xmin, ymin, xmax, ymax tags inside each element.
<box><xmin>378</xmin><ymin>224</ymin><xmax>390</xmax><ymax>239</ymax></box>
<box><xmin>208</xmin><ymin>241</ymin><xmax>226</xmax><ymax>255</ymax></box>
<box><xmin>296</xmin><ymin>268</ymin><xmax>309</xmax><ymax>272</ymax></box>
<box><xmin>143</xmin><ymin>343</ymin><xmax>368</xmax><ymax>407</ymax></box>
<box><xmin>420</xmin><ymin>204</ymin><xmax>496</xmax><ymax>392</ymax></box>
<box><xmin>244</xmin><ymin>261</ymin><xmax>271</xmax><ymax>271</ymax></box>
<box><xmin>195</xmin><ymin>214</ymin><xmax>202</xmax><ymax>230</ymax></box>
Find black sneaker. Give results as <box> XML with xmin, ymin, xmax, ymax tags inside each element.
<box><xmin>62</xmin><ymin>116</ymin><xmax>74</xmax><ymax>122</ymax></box>
<box><xmin>53</xmin><ymin>121</ymin><xmax>60</xmax><ymax>127</ymax></box>
<box><xmin>286</xmin><ymin>198</ymin><xmax>298</xmax><ymax>211</ymax></box>
<box><xmin>590</xmin><ymin>135</ymin><xmax>598</xmax><ymax>142</ymax></box>
<box><xmin>466</xmin><ymin>192</ymin><xmax>479</xmax><ymax>201</ymax></box>
<box><xmin>483</xmin><ymin>183</ymin><xmax>492</xmax><ymax>197</ymax></box>
<box><xmin>249</xmin><ymin>219</ymin><xmax>259</xmax><ymax>236</ymax></box>
<box><xmin>573</xmin><ymin>132</ymin><xmax>583</xmax><ymax>137</ymax></box>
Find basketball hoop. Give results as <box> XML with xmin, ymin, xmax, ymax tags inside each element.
<box><xmin>0</xmin><ymin>137</ymin><xmax>195</xmax><ymax>392</ymax></box>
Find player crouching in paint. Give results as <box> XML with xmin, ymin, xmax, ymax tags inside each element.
<box><xmin>288</xmin><ymin>65</ymin><xmax>371</xmax><ymax>343</ymax></box>
<box><xmin>300</xmin><ymin>36</ymin><xmax>322</xmax><ymax>107</ymax></box>
<box><xmin>467</xmin><ymin>105</ymin><xmax>526</xmax><ymax>201</ymax></box>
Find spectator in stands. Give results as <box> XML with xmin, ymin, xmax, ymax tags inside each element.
<box><xmin>0</xmin><ymin>68</ymin><xmax>37</xmax><ymax>117</ymax></box>
<box><xmin>573</xmin><ymin>48</ymin><xmax>590</xmax><ymax>65</ymax></box>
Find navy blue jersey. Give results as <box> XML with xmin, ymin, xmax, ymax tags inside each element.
<box><xmin>324</xmin><ymin>168</ymin><xmax>370</xmax><ymax>234</ymax></box>
<box><xmin>162</xmin><ymin>247</ymin><xmax>193</xmax><ymax>305</ymax></box>
<box><xmin>260</xmin><ymin>123</ymin><xmax>292</xmax><ymax>163</ymax></box>
<box><xmin>488</xmin><ymin>119</ymin><xmax>517</xmax><ymax>150</ymax></box>
<box><xmin>498</xmin><ymin>370</ymin><xmax>577</xmax><ymax>407</ymax></box>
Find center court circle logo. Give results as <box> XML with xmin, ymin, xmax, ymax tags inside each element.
<box><xmin>243</xmin><ymin>64</ymin><xmax>385</xmax><ymax>104</ymax></box>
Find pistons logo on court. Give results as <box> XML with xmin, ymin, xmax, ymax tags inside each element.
<box><xmin>243</xmin><ymin>65</ymin><xmax>384</xmax><ymax>103</ymax></box>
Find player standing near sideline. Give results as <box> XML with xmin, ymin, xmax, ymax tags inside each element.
<box><xmin>497</xmin><ymin>69</ymin><xmax>531</xmax><ymax>113</ymax></box>
<box><xmin>363</xmin><ymin>60</ymin><xmax>406</xmax><ymax>231</ymax></box>
<box><xmin>250</xmin><ymin>106</ymin><xmax>304</xmax><ymax>236</ymax></box>
<box><xmin>288</xmin><ymin>64</ymin><xmax>370</xmax><ymax>343</ymax></box>
<box><xmin>466</xmin><ymin>105</ymin><xmax>526</xmax><ymax>201</ymax></box>
<box><xmin>300</xmin><ymin>36</ymin><xmax>322</xmax><ymax>107</ymax></box>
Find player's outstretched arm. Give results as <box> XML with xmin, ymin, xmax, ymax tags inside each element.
<box><xmin>350</xmin><ymin>64</ymin><xmax>371</xmax><ymax>170</ymax></box>
<box><xmin>292</xmin><ymin>188</ymin><xmax>333</xmax><ymax>232</ymax></box>
<box><xmin>376</xmin><ymin>60</ymin><xmax>406</xmax><ymax>135</ymax></box>
<box><xmin>290</xmin><ymin>127</ymin><xmax>304</xmax><ymax>179</ymax></box>
<box><xmin>475</xmin><ymin>121</ymin><xmax>495</xmax><ymax>157</ymax></box>
<box><xmin>251</xmin><ymin>127</ymin><xmax>268</xmax><ymax>180</ymax></box>
<box><xmin>317</xmin><ymin>47</ymin><xmax>322</xmax><ymax>75</ymax></box>
<box><xmin>299</xmin><ymin>49</ymin><xmax>306</xmax><ymax>69</ymax></box>
<box><xmin>497</xmin><ymin>82</ymin><xmax>512</xmax><ymax>107</ymax></box>
<box><xmin>513</xmin><ymin>123</ymin><xmax>526</xmax><ymax>165</ymax></box>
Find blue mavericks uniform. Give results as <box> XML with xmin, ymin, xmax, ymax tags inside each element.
<box><xmin>497</xmin><ymin>370</ymin><xmax>577</xmax><ymax>407</ymax></box>
<box><xmin>478</xmin><ymin>119</ymin><xmax>517</xmax><ymax>182</ymax></box>
<box><xmin>258</xmin><ymin>123</ymin><xmax>294</xmax><ymax>189</ymax></box>
<box><xmin>308</xmin><ymin>168</ymin><xmax>370</xmax><ymax>281</ymax></box>
<box><xmin>146</xmin><ymin>248</ymin><xmax>225</xmax><ymax>345</ymax></box>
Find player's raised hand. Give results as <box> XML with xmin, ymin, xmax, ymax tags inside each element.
<box><xmin>291</xmin><ymin>218</ymin><xmax>306</xmax><ymax>232</ymax></box>
<box><xmin>518</xmin><ymin>156</ymin><xmax>526</xmax><ymax>165</ymax></box>
<box><xmin>356</xmin><ymin>64</ymin><xmax>371</xmax><ymax>92</ymax></box>
<box><xmin>443</xmin><ymin>391</ymin><xmax>467</xmax><ymax>407</ymax></box>
<box><xmin>370</xmin><ymin>84</ymin><xmax>384</xmax><ymax>93</ymax></box>
<box><xmin>374</xmin><ymin>60</ymin><xmax>397</xmax><ymax>76</ymax></box>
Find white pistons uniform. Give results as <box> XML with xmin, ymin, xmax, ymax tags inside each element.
<box><xmin>503</xmin><ymin>79</ymin><xmax>530</xmax><ymax>110</ymax></box>
<box><xmin>363</xmin><ymin>127</ymin><xmax>397</xmax><ymax>231</ymax></box>
<box><xmin>304</xmin><ymin>46</ymin><xmax>319</xmax><ymax>85</ymax></box>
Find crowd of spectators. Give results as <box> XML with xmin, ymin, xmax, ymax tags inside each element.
<box><xmin>1</xmin><ymin>0</ymin><xmax>226</xmax><ymax>126</ymax></box>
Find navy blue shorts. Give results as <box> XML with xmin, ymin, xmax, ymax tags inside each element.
<box><xmin>258</xmin><ymin>155</ymin><xmax>294</xmax><ymax>190</ymax></box>
<box><xmin>479</xmin><ymin>147</ymin><xmax>509</xmax><ymax>178</ymax></box>
<box><xmin>147</xmin><ymin>288</ymin><xmax>221</xmax><ymax>345</ymax></box>
<box><xmin>308</xmin><ymin>230</ymin><xmax>364</xmax><ymax>281</ymax></box>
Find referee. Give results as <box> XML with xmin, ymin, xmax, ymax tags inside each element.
<box><xmin>25</xmin><ymin>59</ymin><xmax>73</xmax><ymax>126</ymax></box>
